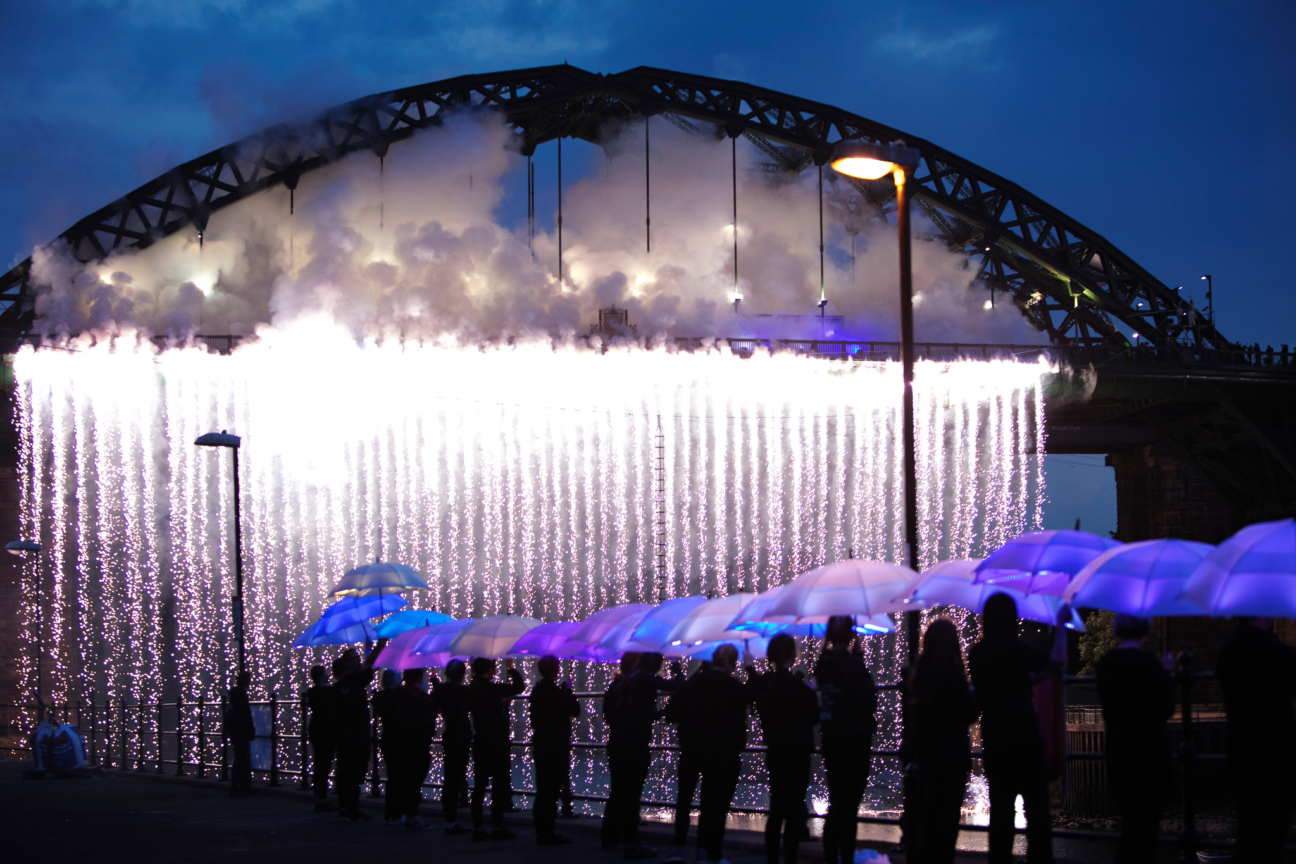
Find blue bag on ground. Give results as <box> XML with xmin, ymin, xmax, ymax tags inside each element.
<box><xmin>51</xmin><ymin>723</ymin><xmax>87</xmax><ymax>771</ymax></box>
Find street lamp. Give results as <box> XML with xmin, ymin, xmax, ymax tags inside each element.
<box><xmin>195</xmin><ymin>430</ymin><xmax>246</xmax><ymax>678</ymax></box>
<box><xmin>6</xmin><ymin>539</ymin><xmax>44</xmax><ymax>721</ymax></box>
<box><xmin>831</xmin><ymin>138</ymin><xmax>922</xmax><ymax>665</ymax></box>
<box><xmin>1201</xmin><ymin>275</ymin><xmax>1213</xmax><ymax>325</ymax></box>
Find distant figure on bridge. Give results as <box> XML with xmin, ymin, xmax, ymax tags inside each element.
<box><xmin>335</xmin><ymin>643</ymin><xmax>384</xmax><ymax>822</ymax></box>
<box><xmin>1216</xmin><ymin>617</ymin><xmax>1296</xmax><ymax>863</ymax></box>
<box><xmin>223</xmin><ymin>670</ymin><xmax>255</xmax><ymax>798</ymax></box>
<box><xmin>435</xmin><ymin>659</ymin><xmax>473</xmax><ymax>835</ymax></box>
<box><xmin>1282</xmin><ymin>344</ymin><xmax>1290</xmax><ymax>366</ymax></box>
<box><xmin>468</xmin><ymin>656</ymin><xmax>525</xmax><ymax>841</ymax></box>
<box><xmin>752</xmin><ymin>633</ymin><xmax>819</xmax><ymax>864</ymax></box>
<box><xmin>529</xmin><ymin>654</ymin><xmax>579</xmax><ymax>846</ymax></box>
<box><xmin>967</xmin><ymin>593</ymin><xmax>1066</xmax><ymax>864</ymax></box>
<box><xmin>1094</xmin><ymin>614</ymin><xmax>1174</xmax><ymax>864</ymax></box>
<box><xmin>306</xmin><ymin>664</ymin><xmax>338</xmax><ymax>811</ymax></box>
<box><xmin>815</xmin><ymin>615</ymin><xmax>879</xmax><ymax>864</ymax></box>
<box><xmin>371</xmin><ymin>669</ymin><xmax>402</xmax><ymax>824</ymax></box>
<box><xmin>904</xmin><ymin>617</ymin><xmax>979</xmax><ymax>864</ymax></box>
<box><xmin>387</xmin><ymin>668</ymin><xmax>438</xmax><ymax>830</ymax></box>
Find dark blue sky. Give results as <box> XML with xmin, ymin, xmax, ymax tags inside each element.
<box><xmin>2</xmin><ymin>0</ymin><xmax>1292</xmax><ymax>350</ymax></box>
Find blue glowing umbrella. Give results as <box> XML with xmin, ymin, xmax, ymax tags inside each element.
<box><xmin>1180</xmin><ymin>518</ymin><xmax>1296</xmax><ymax>618</ymax></box>
<box><xmin>569</xmin><ymin>604</ymin><xmax>655</xmax><ymax>648</ymax></box>
<box><xmin>294</xmin><ymin>619</ymin><xmax>379</xmax><ymax>648</ymax></box>
<box><xmin>374</xmin><ymin>609</ymin><xmax>454</xmax><ymax>638</ymax></box>
<box><xmin>303</xmin><ymin>594</ymin><xmax>406</xmax><ymax>639</ymax></box>
<box><xmin>626</xmin><ymin>596</ymin><xmax>709</xmax><ymax>650</ymax></box>
<box><xmin>974</xmin><ymin>530</ymin><xmax>1121</xmax><ymax>596</ymax></box>
<box><xmin>901</xmin><ymin>559</ymin><xmax>1084</xmax><ymax>630</ymax></box>
<box><xmin>594</xmin><ymin>611</ymin><xmax>654</xmax><ymax>655</ymax></box>
<box><xmin>507</xmin><ymin>622</ymin><xmax>581</xmax><ymax>657</ymax></box>
<box><xmin>331</xmin><ymin>561</ymin><xmax>429</xmax><ymax>598</ymax></box>
<box><xmin>1063</xmin><ymin>540</ymin><xmax>1215</xmax><ymax>617</ymax></box>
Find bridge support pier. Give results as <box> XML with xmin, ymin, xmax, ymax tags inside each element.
<box><xmin>1106</xmin><ymin>444</ymin><xmax>1239</xmax><ymax>545</ymax></box>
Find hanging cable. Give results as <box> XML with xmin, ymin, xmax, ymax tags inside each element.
<box><xmin>527</xmin><ymin>155</ymin><xmax>535</xmax><ymax>253</ymax></box>
<box><xmin>558</xmin><ymin>134</ymin><xmax>563</xmax><ymax>288</ymax></box>
<box><xmin>645</xmin><ymin>115</ymin><xmax>651</xmax><ymax>253</ymax></box>
<box><xmin>819</xmin><ymin>165</ymin><xmax>827</xmax><ymax>336</ymax></box>
<box><xmin>379</xmin><ymin>155</ymin><xmax>384</xmax><ymax>230</ymax></box>
<box><xmin>732</xmin><ymin>135</ymin><xmax>738</xmax><ymax>310</ymax></box>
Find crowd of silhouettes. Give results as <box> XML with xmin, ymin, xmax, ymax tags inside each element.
<box><xmin>216</xmin><ymin>602</ymin><xmax>1295</xmax><ymax>863</ymax></box>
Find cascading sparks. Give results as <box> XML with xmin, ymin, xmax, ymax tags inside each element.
<box><xmin>14</xmin><ymin>325</ymin><xmax>1049</xmax><ymax>707</ymax></box>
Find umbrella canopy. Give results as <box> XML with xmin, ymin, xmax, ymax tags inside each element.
<box><xmin>411</xmin><ymin>619</ymin><xmax>477</xmax><ymax>656</ymax></box>
<box><xmin>663</xmin><ymin>594</ymin><xmax>762</xmax><ymax>648</ymax></box>
<box><xmin>312</xmin><ymin>594</ymin><xmax>407</xmax><ymax>635</ymax></box>
<box><xmin>1064</xmin><ymin>540</ymin><xmax>1216</xmax><ymax>617</ymax></box>
<box><xmin>594</xmin><ymin>611</ymin><xmax>654</xmax><ymax>654</ymax></box>
<box><xmin>725</xmin><ymin>586</ymin><xmax>885</xmax><ymax>637</ymax></box>
<box><xmin>294</xmin><ymin>619</ymin><xmax>378</xmax><ymax>648</ymax></box>
<box><xmin>508</xmin><ymin>622</ymin><xmax>581</xmax><ymax>657</ymax></box>
<box><xmin>569</xmin><ymin>604</ymin><xmax>655</xmax><ymax>647</ymax></box>
<box><xmin>331</xmin><ymin>561</ymin><xmax>429</xmax><ymax>597</ymax></box>
<box><xmin>901</xmin><ymin>559</ymin><xmax>1083</xmax><ymax>629</ymax></box>
<box><xmin>974</xmin><ymin>530</ymin><xmax>1121</xmax><ymax>596</ymax></box>
<box><xmin>667</xmin><ymin>636</ymin><xmax>771</xmax><ymax>662</ymax></box>
<box><xmin>761</xmin><ymin>560</ymin><xmax>915</xmax><ymax>624</ymax></box>
<box><xmin>1180</xmin><ymin>518</ymin><xmax>1296</xmax><ymax>618</ymax></box>
<box><xmin>445</xmin><ymin>615</ymin><xmax>542</xmax><ymax>659</ymax></box>
<box><xmin>374</xmin><ymin>609</ymin><xmax>454</xmax><ymax>639</ymax></box>
<box><xmin>627</xmin><ymin>596</ymin><xmax>709</xmax><ymax>650</ymax></box>
<box><xmin>374</xmin><ymin>626</ymin><xmax>453</xmax><ymax>670</ymax></box>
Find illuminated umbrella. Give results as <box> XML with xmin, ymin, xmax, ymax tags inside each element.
<box><xmin>671</xmin><ymin>636</ymin><xmax>771</xmax><ymax>662</ymax></box>
<box><xmin>444</xmin><ymin>615</ymin><xmax>542</xmax><ymax>659</ymax></box>
<box><xmin>663</xmin><ymin>593</ymin><xmax>762</xmax><ymax>650</ymax></box>
<box><xmin>411</xmin><ymin>619</ymin><xmax>477</xmax><ymax>656</ymax></box>
<box><xmin>374</xmin><ymin>626</ymin><xmax>453</xmax><ymax>670</ymax></box>
<box><xmin>374</xmin><ymin>609</ymin><xmax>454</xmax><ymax>638</ymax></box>
<box><xmin>1180</xmin><ymin>518</ymin><xmax>1296</xmax><ymax>618</ymax></box>
<box><xmin>759</xmin><ymin>560</ymin><xmax>915</xmax><ymax>624</ymax></box>
<box><xmin>974</xmin><ymin>530</ymin><xmax>1121</xmax><ymax>596</ymax></box>
<box><xmin>901</xmin><ymin>559</ymin><xmax>1084</xmax><ymax>630</ymax></box>
<box><xmin>626</xmin><ymin>596</ymin><xmax>709</xmax><ymax>650</ymax></box>
<box><xmin>594</xmin><ymin>611</ymin><xmax>654</xmax><ymax>655</ymax></box>
<box><xmin>313</xmin><ymin>594</ymin><xmax>406</xmax><ymax>635</ymax></box>
<box><xmin>508</xmin><ymin>622</ymin><xmax>581</xmax><ymax>657</ymax></box>
<box><xmin>331</xmin><ymin>561</ymin><xmax>429</xmax><ymax>598</ymax></box>
<box><xmin>1064</xmin><ymin>540</ymin><xmax>1215</xmax><ymax>617</ymax></box>
<box><xmin>569</xmin><ymin>604</ymin><xmax>655</xmax><ymax>648</ymax></box>
<box><xmin>294</xmin><ymin>619</ymin><xmax>379</xmax><ymax>648</ymax></box>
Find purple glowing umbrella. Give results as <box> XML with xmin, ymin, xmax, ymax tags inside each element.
<box><xmin>1180</xmin><ymin>518</ymin><xmax>1296</xmax><ymax>618</ymax></box>
<box><xmin>594</xmin><ymin>611</ymin><xmax>653</xmax><ymax>655</ymax></box>
<box><xmin>373</xmin><ymin>626</ymin><xmax>454</xmax><ymax>670</ymax></box>
<box><xmin>1063</xmin><ymin>540</ymin><xmax>1216</xmax><ymax>617</ymax></box>
<box><xmin>508</xmin><ymin>622</ymin><xmax>581</xmax><ymax>657</ymax></box>
<box><xmin>569</xmin><ymin>604</ymin><xmax>654</xmax><ymax>648</ymax></box>
<box><xmin>974</xmin><ymin>530</ymin><xmax>1121</xmax><ymax>596</ymax></box>
<box><xmin>445</xmin><ymin>615</ymin><xmax>541</xmax><ymax>659</ymax></box>
<box><xmin>411</xmin><ymin>619</ymin><xmax>476</xmax><ymax>656</ymax></box>
<box><xmin>901</xmin><ymin>559</ymin><xmax>1084</xmax><ymax>630</ymax></box>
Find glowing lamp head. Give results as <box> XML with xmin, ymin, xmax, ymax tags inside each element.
<box><xmin>6</xmin><ymin>540</ymin><xmax>40</xmax><ymax>556</ymax></box>
<box><xmin>829</xmin><ymin>139</ymin><xmax>921</xmax><ymax>180</ymax></box>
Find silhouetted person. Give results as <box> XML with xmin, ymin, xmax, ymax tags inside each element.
<box><xmin>603</xmin><ymin>651</ymin><xmax>678</xmax><ymax>859</ymax></box>
<box><xmin>1094</xmin><ymin>614</ymin><xmax>1173</xmax><ymax>864</ymax></box>
<box><xmin>371</xmin><ymin>669</ymin><xmax>402</xmax><ymax>824</ymax></box>
<box><xmin>967</xmin><ymin>593</ymin><xmax>1066</xmax><ymax>864</ymax></box>
<box><xmin>1282</xmin><ymin>344</ymin><xmax>1290</xmax><ymax>366</ymax></box>
<box><xmin>689</xmin><ymin>645</ymin><xmax>750</xmax><ymax>864</ymax></box>
<box><xmin>664</xmin><ymin>659</ymin><xmax>709</xmax><ymax>861</ymax></box>
<box><xmin>387</xmin><ymin>668</ymin><xmax>439</xmax><ymax>830</ymax></box>
<box><xmin>1216</xmin><ymin>617</ymin><xmax>1296</xmax><ymax>863</ymax></box>
<box><xmin>469</xmin><ymin>656</ymin><xmax>525</xmax><ymax>841</ymax></box>
<box><xmin>529</xmin><ymin>654</ymin><xmax>579</xmax><ymax>845</ymax></box>
<box><xmin>306</xmin><ymin>664</ymin><xmax>338</xmax><ymax>811</ymax></box>
<box><xmin>224</xmin><ymin>670</ymin><xmax>255</xmax><ymax>798</ymax></box>
<box><xmin>905</xmin><ymin>617</ymin><xmax>979</xmax><ymax>864</ymax></box>
<box><xmin>815</xmin><ymin>616</ymin><xmax>878</xmax><ymax>864</ymax></box>
<box><xmin>435</xmin><ymin>659</ymin><xmax>473</xmax><ymax>835</ymax></box>
<box><xmin>335</xmin><ymin>643</ymin><xmax>384</xmax><ymax>822</ymax></box>
<box><xmin>752</xmin><ymin>634</ymin><xmax>818</xmax><ymax>864</ymax></box>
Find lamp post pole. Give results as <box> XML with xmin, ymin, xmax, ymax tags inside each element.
<box><xmin>195</xmin><ymin>432</ymin><xmax>245</xmax><ymax>679</ymax></box>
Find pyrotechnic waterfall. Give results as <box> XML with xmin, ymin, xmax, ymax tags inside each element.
<box><xmin>13</xmin><ymin>325</ymin><xmax>1048</xmax><ymax>705</ymax></box>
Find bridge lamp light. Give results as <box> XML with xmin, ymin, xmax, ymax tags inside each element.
<box><xmin>831</xmin><ymin>138</ymin><xmax>923</xmax><ymax>668</ymax></box>
<box><xmin>195</xmin><ymin>430</ymin><xmax>247</xmax><ymax>679</ymax></box>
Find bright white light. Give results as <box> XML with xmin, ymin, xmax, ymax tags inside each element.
<box><xmin>191</xmin><ymin>274</ymin><xmax>215</xmax><ymax>295</ymax></box>
<box><xmin>728</xmin><ymin>290</ymin><xmax>743</xmax><ymax>303</ymax></box>
<box><xmin>983</xmin><ymin>300</ymin><xmax>993</xmax><ymax>310</ymax></box>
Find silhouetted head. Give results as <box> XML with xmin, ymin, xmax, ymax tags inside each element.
<box><xmin>471</xmin><ymin>657</ymin><xmax>497</xmax><ymax>680</ymax></box>
<box><xmin>826</xmin><ymin>615</ymin><xmax>855</xmax><ymax>648</ymax></box>
<box><xmin>236</xmin><ymin>671</ymin><xmax>251</xmax><ymax>689</ymax></box>
<box><xmin>980</xmin><ymin>593</ymin><xmax>1019</xmax><ymax>643</ymax></box>
<box><xmin>445</xmin><ymin>659</ymin><xmax>467</xmax><ymax>682</ymax></box>
<box><xmin>767</xmin><ymin>633</ymin><xmax>797</xmax><ymax>667</ymax></box>
<box><xmin>1112</xmin><ymin>614</ymin><xmax>1151</xmax><ymax>641</ymax></box>
<box><xmin>909</xmin><ymin>617</ymin><xmax>968</xmax><ymax>705</ymax></box>
<box><xmin>331</xmin><ymin>656</ymin><xmax>347</xmax><ymax>678</ymax></box>
<box><xmin>635</xmin><ymin>652</ymin><xmax>664</xmax><ymax>675</ymax></box>
<box><xmin>380</xmin><ymin>668</ymin><xmax>399</xmax><ymax>689</ymax></box>
<box><xmin>712</xmin><ymin>644</ymin><xmax>739</xmax><ymax>672</ymax></box>
<box><xmin>619</xmin><ymin>652</ymin><xmax>642</xmax><ymax>677</ymax></box>
<box><xmin>537</xmin><ymin>655</ymin><xmax>561</xmax><ymax>680</ymax></box>
<box><xmin>309</xmin><ymin>665</ymin><xmax>326</xmax><ymax>685</ymax></box>
<box><xmin>402</xmin><ymin>668</ymin><xmax>425</xmax><ymax>686</ymax></box>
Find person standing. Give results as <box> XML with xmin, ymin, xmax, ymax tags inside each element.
<box><xmin>663</xmin><ymin>660</ymin><xmax>708</xmax><ymax>863</ymax></box>
<box><xmin>529</xmin><ymin>654</ymin><xmax>579</xmax><ymax>846</ymax></box>
<box><xmin>435</xmin><ymin>659</ymin><xmax>473</xmax><ymax>835</ymax></box>
<box><xmin>1094</xmin><ymin>614</ymin><xmax>1173</xmax><ymax>864</ymax></box>
<box><xmin>752</xmin><ymin>634</ymin><xmax>819</xmax><ymax>864</ymax></box>
<box><xmin>967</xmin><ymin>593</ymin><xmax>1066</xmax><ymax>864</ymax></box>
<box><xmin>815</xmin><ymin>616</ymin><xmax>878</xmax><ymax>864</ymax></box>
<box><xmin>224</xmin><ymin>671</ymin><xmax>256</xmax><ymax>798</ymax></box>
<box><xmin>692</xmin><ymin>644</ymin><xmax>752</xmax><ymax>864</ymax></box>
<box><xmin>306</xmin><ymin>664</ymin><xmax>338</xmax><ymax>811</ymax></box>
<box><xmin>335</xmin><ymin>644</ymin><xmax>384</xmax><ymax>822</ymax></box>
<box><xmin>387</xmin><ymin>668</ymin><xmax>439</xmax><ymax>831</ymax></box>
<box><xmin>904</xmin><ymin>617</ymin><xmax>979</xmax><ymax>864</ymax></box>
<box><xmin>1216</xmin><ymin>617</ymin><xmax>1296</xmax><ymax>863</ymax></box>
<box><xmin>468</xmin><ymin>656</ymin><xmax>525</xmax><ymax>841</ymax></box>
<box><xmin>372</xmin><ymin>669</ymin><xmax>402</xmax><ymax>824</ymax></box>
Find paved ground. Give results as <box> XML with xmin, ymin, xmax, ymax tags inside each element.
<box><xmin>0</xmin><ymin>760</ymin><xmax>1180</xmax><ymax>864</ymax></box>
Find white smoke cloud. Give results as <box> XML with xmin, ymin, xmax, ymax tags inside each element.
<box><xmin>27</xmin><ymin>109</ymin><xmax>1045</xmax><ymax>346</ymax></box>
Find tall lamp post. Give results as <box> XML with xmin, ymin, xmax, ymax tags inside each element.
<box><xmin>195</xmin><ymin>431</ymin><xmax>246</xmax><ymax>678</ymax></box>
<box><xmin>6</xmin><ymin>539</ymin><xmax>44</xmax><ymax>722</ymax></box>
<box><xmin>829</xmin><ymin>139</ymin><xmax>922</xmax><ymax>665</ymax></box>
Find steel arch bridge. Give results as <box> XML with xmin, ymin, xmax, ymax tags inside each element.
<box><xmin>0</xmin><ymin>64</ymin><xmax>1224</xmax><ymax>350</ymax></box>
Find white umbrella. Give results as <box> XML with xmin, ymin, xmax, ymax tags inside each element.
<box><xmin>663</xmin><ymin>593</ymin><xmax>762</xmax><ymax>650</ymax></box>
<box><xmin>901</xmin><ymin>559</ymin><xmax>1084</xmax><ymax>630</ymax></box>
<box><xmin>331</xmin><ymin>561</ymin><xmax>429</xmax><ymax>597</ymax></box>
<box><xmin>1064</xmin><ymin>540</ymin><xmax>1215</xmax><ymax>617</ymax></box>
<box><xmin>761</xmin><ymin>560</ymin><xmax>915</xmax><ymax>624</ymax></box>
<box><xmin>444</xmin><ymin>615</ymin><xmax>542</xmax><ymax>659</ymax></box>
<box><xmin>1180</xmin><ymin>518</ymin><xmax>1296</xmax><ymax>618</ymax></box>
<box><xmin>411</xmin><ymin>619</ymin><xmax>476</xmax><ymax>656</ymax></box>
<box><xmin>374</xmin><ymin>626</ymin><xmax>453</xmax><ymax>670</ymax></box>
<box><xmin>727</xmin><ymin>585</ymin><xmax>894</xmax><ymax>637</ymax></box>
<box><xmin>974</xmin><ymin>530</ymin><xmax>1120</xmax><ymax>596</ymax></box>
<box><xmin>569</xmin><ymin>603</ymin><xmax>655</xmax><ymax>647</ymax></box>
